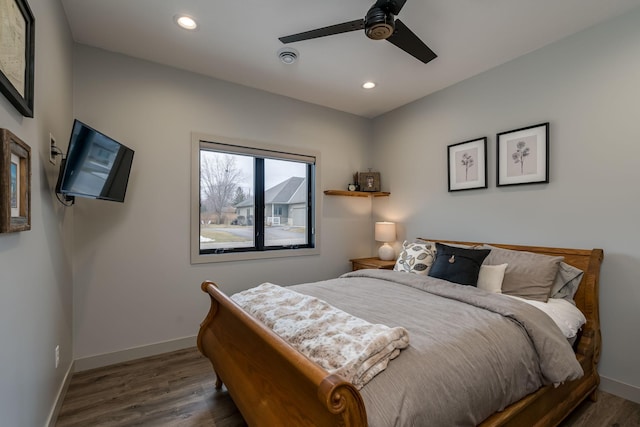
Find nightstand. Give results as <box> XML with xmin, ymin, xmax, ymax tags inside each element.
<box><xmin>349</xmin><ymin>257</ymin><xmax>396</xmax><ymax>271</ymax></box>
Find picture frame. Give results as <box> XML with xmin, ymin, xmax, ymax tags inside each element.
<box><xmin>358</xmin><ymin>171</ymin><xmax>381</xmax><ymax>192</ymax></box>
<box><xmin>1</xmin><ymin>128</ymin><xmax>31</xmax><ymax>233</ymax></box>
<box><xmin>447</xmin><ymin>137</ymin><xmax>487</xmax><ymax>192</ymax></box>
<box><xmin>497</xmin><ymin>122</ymin><xmax>549</xmax><ymax>187</ymax></box>
<box><xmin>0</xmin><ymin>0</ymin><xmax>35</xmax><ymax>118</ymax></box>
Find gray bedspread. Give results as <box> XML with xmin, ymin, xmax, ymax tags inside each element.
<box><xmin>290</xmin><ymin>269</ymin><xmax>583</xmax><ymax>427</ymax></box>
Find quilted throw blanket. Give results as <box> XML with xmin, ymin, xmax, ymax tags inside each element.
<box><xmin>231</xmin><ymin>282</ymin><xmax>410</xmax><ymax>389</ymax></box>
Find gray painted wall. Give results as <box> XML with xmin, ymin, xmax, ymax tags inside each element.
<box><xmin>3</xmin><ymin>5</ymin><xmax>638</xmax><ymax>425</ymax></box>
<box><xmin>0</xmin><ymin>0</ymin><xmax>74</xmax><ymax>425</ymax></box>
<box><xmin>71</xmin><ymin>45</ymin><xmax>374</xmax><ymax>361</ymax></box>
<box><xmin>372</xmin><ymin>9</ymin><xmax>640</xmax><ymax>399</ymax></box>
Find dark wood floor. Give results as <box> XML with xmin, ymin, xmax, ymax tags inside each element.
<box><xmin>56</xmin><ymin>347</ymin><xmax>640</xmax><ymax>426</ymax></box>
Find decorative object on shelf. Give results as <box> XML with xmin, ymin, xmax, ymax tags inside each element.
<box><xmin>0</xmin><ymin>129</ymin><xmax>31</xmax><ymax>232</ymax></box>
<box><xmin>447</xmin><ymin>137</ymin><xmax>487</xmax><ymax>192</ymax></box>
<box><xmin>358</xmin><ymin>169</ymin><xmax>380</xmax><ymax>192</ymax></box>
<box><xmin>0</xmin><ymin>0</ymin><xmax>35</xmax><ymax>117</ymax></box>
<box><xmin>375</xmin><ymin>221</ymin><xmax>396</xmax><ymax>261</ymax></box>
<box><xmin>348</xmin><ymin>183</ymin><xmax>356</xmax><ymax>191</ymax></box>
<box><xmin>497</xmin><ymin>122</ymin><xmax>549</xmax><ymax>187</ymax></box>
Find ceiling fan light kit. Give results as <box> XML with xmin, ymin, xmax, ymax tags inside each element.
<box><xmin>278</xmin><ymin>0</ymin><xmax>437</xmax><ymax>64</ymax></box>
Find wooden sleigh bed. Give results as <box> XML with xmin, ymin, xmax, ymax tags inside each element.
<box><xmin>197</xmin><ymin>240</ymin><xmax>603</xmax><ymax>426</ymax></box>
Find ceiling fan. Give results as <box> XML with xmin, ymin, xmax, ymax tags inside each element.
<box><xmin>278</xmin><ymin>0</ymin><xmax>437</xmax><ymax>64</ymax></box>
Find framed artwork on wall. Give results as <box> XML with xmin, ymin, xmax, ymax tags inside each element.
<box><xmin>0</xmin><ymin>0</ymin><xmax>35</xmax><ymax>117</ymax></box>
<box><xmin>496</xmin><ymin>122</ymin><xmax>549</xmax><ymax>187</ymax></box>
<box><xmin>447</xmin><ymin>137</ymin><xmax>487</xmax><ymax>192</ymax></box>
<box><xmin>1</xmin><ymin>128</ymin><xmax>31</xmax><ymax>233</ymax></box>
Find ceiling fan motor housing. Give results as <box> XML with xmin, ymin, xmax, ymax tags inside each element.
<box><xmin>365</xmin><ymin>7</ymin><xmax>395</xmax><ymax>40</ymax></box>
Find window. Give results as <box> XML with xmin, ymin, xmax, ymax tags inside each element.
<box><xmin>191</xmin><ymin>134</ymin><xmax>319</xmax><ymax>263</ymax></box>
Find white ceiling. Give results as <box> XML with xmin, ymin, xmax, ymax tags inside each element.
<box><xmin>61</xmin><ymin>0</ymin><xmax>640</xmax><ymax>118</ymax></box>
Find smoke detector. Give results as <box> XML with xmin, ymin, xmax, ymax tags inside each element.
<box><xmin>278</xmin><ymin>47</ymin><xmax>299</xmax><ymax>64</ymax></box>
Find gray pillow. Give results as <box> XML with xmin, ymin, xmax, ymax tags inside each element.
<box><xmin>550</xmin><ymin>262</ymin><xmax>584</xmax><ymax>304</ymax></box>
<box><xmin>483</xmin><ymin>245</ymin><xmax>563</xmax><ymax>302</ymax></box>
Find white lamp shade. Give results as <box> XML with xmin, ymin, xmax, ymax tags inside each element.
<box><xmin>375</xmin><ymin>222</ymin><xmax>396</xmax><ymax>242</ymax></box>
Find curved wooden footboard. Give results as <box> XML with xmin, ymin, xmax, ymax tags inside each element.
<box><xmin>197</xmin><ymin>281</ymin><xmax>368</xmax><ymax>427</ymax></box>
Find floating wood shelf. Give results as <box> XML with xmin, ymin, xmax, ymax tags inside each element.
<box><xmin>323</xmin><ymin>190</ymin><xmax>390</xmax><ymax>197</ymax></box>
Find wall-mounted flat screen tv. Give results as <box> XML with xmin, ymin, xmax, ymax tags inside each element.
<box><xmin>56</xmin><ymin>120</ymin><xmax>134</xmax><ymax>203</ymax></box>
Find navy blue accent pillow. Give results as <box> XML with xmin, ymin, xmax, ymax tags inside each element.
<box><xmin>428</xmin><ymin>243</ymin><xmax>491</xmax><ymax>286</ymax></box>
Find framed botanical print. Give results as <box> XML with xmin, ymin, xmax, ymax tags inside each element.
<box><xmin>497</xmin><ymin>122</ymin><xmax>549</xmax><ymax>187</ymax></box>
<box><xmin>447</xmin><ymin>137</ymin><xmax>487</xmax><ymax>192</ymax></box>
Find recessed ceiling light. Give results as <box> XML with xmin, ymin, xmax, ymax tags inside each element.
<box><xmin>362</xmin><ymin>81</ymin><xmax>376</xmax><ymax>89</ymax></box>
<box><xmin>174</xmin><ymin>15</ymin><xmax>198</xmax><ymax>30</ymax></box>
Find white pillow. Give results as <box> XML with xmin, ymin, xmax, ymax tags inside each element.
<box><xmin>477</xmin><ymin>264</ymin><xmax>508</xmax><ymax>293</ymax></box>
<box><xmin>504</xmin><ymin>295</ymin><xmax>587</xmax><ymax>339</ymax></box>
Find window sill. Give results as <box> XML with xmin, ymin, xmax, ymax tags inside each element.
<box><xmin>191</xmin><ymin>246</ymin><xmax>320</xmax><ymax>264</ymax></box>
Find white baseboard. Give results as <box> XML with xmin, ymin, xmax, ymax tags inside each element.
<box><xmin>600</xmin><ymin>375</ymin><xmax>640</xmax><ymax>404</ymax></box>
<box><xmin>74</xmin><ymin>335</ymin><xmax>197</xmax><ymax>372</ymax></box>
<box><xmin>47</xmin><ymin>360</ymin><xmax>75</xmax><ymax>427</ymax></box>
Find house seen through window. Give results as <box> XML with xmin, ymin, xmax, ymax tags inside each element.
<box><xmin>196</xmin><ymin>139</ymin><xmax>316</xmax><ymax>257</ymax></box>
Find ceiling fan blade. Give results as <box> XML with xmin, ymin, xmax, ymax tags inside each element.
<box><xmin>279</xmin><ymin>19</ymin><xmax>364</xmax><ymax>44</ymax></box>
<box><xmin>373</xmin><ymin>0</ymin><xmax>407</xmax><ymax>15</ymax></box>
<box><xmin>386</xmin><ymin>19</ymin><xmax>437</xmax><ymax>64</ymax></box>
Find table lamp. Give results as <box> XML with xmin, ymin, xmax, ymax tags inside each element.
<box><xmin>375</xmin><ymin>221</ymin><xmax>396</xmax><ymax>261</ymax></box>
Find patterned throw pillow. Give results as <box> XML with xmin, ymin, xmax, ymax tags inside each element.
<box><xmin>394</xmin><ymin>241</ymin><xmax>436</xmax><ymax>275</ymax></box>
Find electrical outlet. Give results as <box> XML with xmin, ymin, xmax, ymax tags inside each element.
<box><xmin>55</xmin><ymin>345</ymin><xmax>60</xmax><ymax>369</ymax></box>
<box><xmin>49</xmin><ymin>133</ymin><xmax>56</xmax><ymax>165</ymax></box>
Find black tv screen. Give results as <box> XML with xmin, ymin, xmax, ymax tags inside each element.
<box><xmin>57</xmin><ymin>120</ymin><xmax>134</xmax><ymax>203</ymax></box>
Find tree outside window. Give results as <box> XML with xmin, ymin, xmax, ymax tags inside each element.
<box><xmin>197</xmin><ymin>141</ymin><xmax>315</xmax><ymax>255</ymax></box>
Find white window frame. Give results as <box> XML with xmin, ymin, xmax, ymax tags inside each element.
<box><xmin>190</xmin><ymin>132</ymin><xmax>321</xmax><ymax>264</ymax></box>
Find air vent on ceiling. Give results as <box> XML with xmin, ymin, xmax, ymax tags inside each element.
<box><xmin>278</xmin><ymin>48</ymin><xmax>299</xmax><ymax>64</ymax></box>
